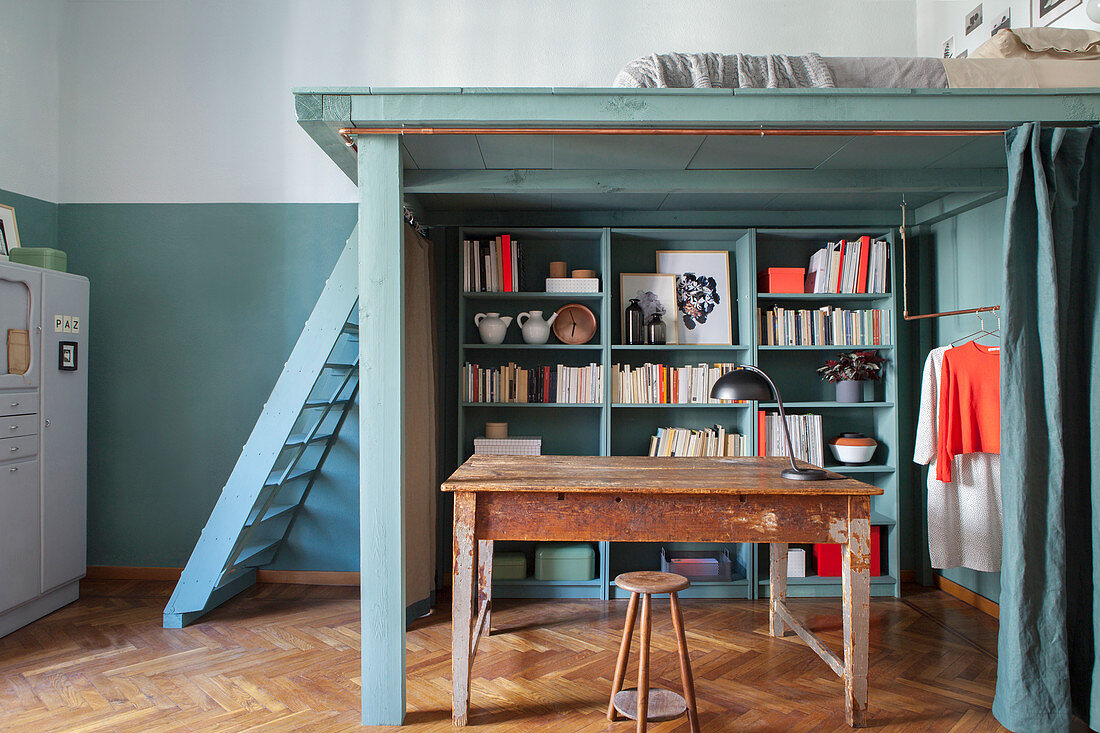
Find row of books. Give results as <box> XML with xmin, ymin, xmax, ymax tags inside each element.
<box><xmin>612</xmin><ymin>363</ymin><xmax>745</xmax><ymax>404</ymax></box>
<box><xmin>463</xmin><ymin>362</ymin><xmax>603</xmax><ymax>404</ymax></box>
<box><xmin>757</xmin><ymin>411</ymin><xmax>824</xmax><ymax>466</ymax></box>
<box><xmin>462</xmin><ymin>236</ymin><xmax>525</xmax><ymax>292</ymax></box>
<box><xmin>648</xmin><ymin>426</ymin><xmax>751</xmax><ymax>457</ymax></box>
<box><xmin>759</xmin><ymin>306</ymin><xmax>892</xmax><ymax>346</ymax></box>
<box><xmin>804</xmin><ymin>236</ymin><xmax>889</xmax><ymax>294</ymax></box>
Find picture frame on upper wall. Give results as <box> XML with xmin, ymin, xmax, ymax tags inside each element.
<box><xmin>655</xmin><ymin>250</ymin><xmax>733</xmax><ymax>346</ymax></box>
<box><xmin>0</xmin><ymin>204</ymin><xmax>19</xmax><ymax>261</ymax></box>
<box><xmin>942</xmin><ymin>35</ymin><xmax>955</xmax><ymax>58</ymax></box>
<box><xmin>991</xmin><ymin>7</ymin><xmax>1012</xmax><ymax>34</ymax></box>
<box><xmin>1032</xmin><ymin>0</ymin><xmax>1081</xmax><ymax>25</ymax></box>
<box><xmin>965</xmin><ymin>3</ymin><xmax>984</xmax><ymax>35</ymax></box>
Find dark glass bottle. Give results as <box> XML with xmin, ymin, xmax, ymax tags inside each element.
<box><xmin>625</xmin><ymin>298</ymin><xmax>645</xmax><ymax>345</ymax></box>
<box><xmin>646</xmin><ymin>313</ymin><xmax>666</xmax><ymax>345</ymax></box>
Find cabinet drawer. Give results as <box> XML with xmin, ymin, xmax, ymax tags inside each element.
<box><xmin>0</xmin><ymin>435</ymin><xmax>37</xmax><ymax>463</ymax></box>
<box><xmin>0</xmin><ymin>459</ymin><xmax>42</xmax><ymax>614</ymax></box>
<box><xmin>0</xmin><ymin>392</ymin><xmax>38</xmax><ymax>418</ymax></box>
<box><xmin>2</xmin><ymin>414</ymin><xmax>38</xmax><ymax>438</ymax></box>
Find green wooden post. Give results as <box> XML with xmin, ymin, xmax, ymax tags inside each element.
<box><xmin>358</xmin><ymin>134</ymin><xmax>406</xmax><ymax>725</ymax></box>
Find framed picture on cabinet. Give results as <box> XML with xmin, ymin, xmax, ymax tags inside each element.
<box><xmin>620</xmin><ymin>273</ymin><xmax>679</xmax><ymax>345</ymax></box>
<box><xmin>0</xmin><ymin>204</ymin><xmax>18</xmax><ymax>260</ymax></box>
<box><xmin>655</xmin><ymin>250</ymin><xmax>733</xmax><ymax>346</ymax></box>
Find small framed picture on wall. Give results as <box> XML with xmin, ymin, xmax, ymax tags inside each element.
<box><xmin>0</xmin><ymin>204</ymin><xmax>19</xmax><ymax>260</ymax></box>
<box><xmin>1032</xmin><ymin>0</ymin><xmax>1081</xmax><ymax>25</ymax></box>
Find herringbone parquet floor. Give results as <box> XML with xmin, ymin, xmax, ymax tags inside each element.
<box><xmin>0</xmin><ymin>581</ymin><xmax>1005</xmax><ymax>732</ymax></box>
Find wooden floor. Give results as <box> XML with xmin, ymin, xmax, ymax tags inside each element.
<box><xmin>0</xmin><ymin>581</ymin><xmax>1005</xmax><ymax>732</ymax></box>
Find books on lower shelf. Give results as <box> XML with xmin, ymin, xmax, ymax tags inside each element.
<box><xmin>804</xmin><ymin>236</ymin><xmax>889</xmax><ymax>294</ymax></box>
<box><xmin>474</xmin><ymin>437</ymin><xmax>542</xmax><ymax>455</ymax></box>
<box><xmin>758</xmin><ymin>306</ymin><xmax>892</xmax><ymax>346</ymax></box>
<box><xmin>757</xmin><ymin>411</ymin><xmax>824</xmax><ymax>466</ymax></box>
<box><xmin>648</xmin><ymin>426</ymin><xmax>750</xmax><ymax>457</ymax></box>
<box><xmin>463</xmin><ymin>235</ymin><xmax>524</xmax><ymax>292</ymax></box>
<box><xmin>463</xmin><ymin>362</ymin><xmax>603</xmax><ymax>403</ymax></box>
<box><xmin>613</xmin><ymin>363</ymin><xmax>747</xmax><ymax>404</ymax></box>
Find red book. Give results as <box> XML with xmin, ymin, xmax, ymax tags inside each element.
<box><xmin>757</xmin><ymin>410</ymin><xmax>766</xmax><ymax>457</ymax></box>
<box><xmin>501</xmin><ymin>235</ymin><xmax>513</xmax><ymax>293</ymax></box>
<box><xmin>833</xmin><ymin>240</ymin><xmax>846</xmax><ymax>293</ymax></box>
<box><xmin>542</xmin><ymin>367</ymin><xmax>550</xmax><ymax>404</ymax></box>
<box><xmin>856</xmin><ymin>236</ymin><xmax>871</xmax><ymax>294</ymax></box>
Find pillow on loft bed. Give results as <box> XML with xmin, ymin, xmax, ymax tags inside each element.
<box><xmin>972</xmin><ymin>28</ymin><xmax>1100</xmax><ymax>59</ymax></box>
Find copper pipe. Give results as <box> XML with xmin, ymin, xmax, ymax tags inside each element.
<box><xmin>337</xmin><ymin>125</ymin><xmax>1007</xmax><ymax>149</ymax></box>
<box><xmin>903</xmin><ymin>304</ymin><xmax>1000</xmax><ymax>320</ymax></box>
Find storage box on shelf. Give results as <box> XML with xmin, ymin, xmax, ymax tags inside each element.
<box><xmin>453</xmin><ymin>227</ymin><xmax>904</xmax><ymax>601</ymax></box>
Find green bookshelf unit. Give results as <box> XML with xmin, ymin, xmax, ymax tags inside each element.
<box><xmin>455</xmin><ymin>226</ymin><xmax>903</xmax><ymax>601</ymax></box>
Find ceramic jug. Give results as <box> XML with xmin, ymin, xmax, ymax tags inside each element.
<box><xmin>474</xmin><ymin>312</ymin><xmax>513</xmax><ymax>344</ymax></box>
<box><xmin>516</xmin><ymin>310</ymin><xmax>558</xmax><ymax>344</ymax></box>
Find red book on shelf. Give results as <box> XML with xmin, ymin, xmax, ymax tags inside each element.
<box><xmin>501</xmin><ymin>235</ymin><xmax>513</xmax><ymax>293</ymax></box>
<box><xmin>833</xmin><ymin>240</ymin><xmax>846</xmax><ymax>293</ymax></box>
<box><xmin>757</xmin><ymin>410</ymin><xmax>766</xmax><ymax>456</ymax></box>
<box><xmin>856</xmin><ymin>235</ymin><xmax>871</xmax><ymax>293</ymax></box>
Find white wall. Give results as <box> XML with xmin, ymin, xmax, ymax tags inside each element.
<box><xmin>916</xmin><ymin>0</ymin><xmax>1099</xmax><ymax>57</ymax></box>
<box><xmin>57</xmin><ymin>0</ymin><xmax>919</xmax><ymax>204</ymax></box>
<box><xmin>0</xmin><ymin>0</ymin><xmax>61</xmax><ymax>202</ymax></box>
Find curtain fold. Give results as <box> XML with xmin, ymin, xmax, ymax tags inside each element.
<box><xmin>995</xmin><ymin>123</ymin><xmax>1100</xmax><ymax>732</ymax></box>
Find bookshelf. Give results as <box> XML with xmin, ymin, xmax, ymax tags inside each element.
<box><xmin>455</xmin><ymin>226</ymin><xmax>903</xmax><ymax>601</ymax></box>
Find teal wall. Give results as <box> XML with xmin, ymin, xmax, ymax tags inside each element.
<box><xmin>57</xmin><ymin>202</ymin><xmax>360</xmax><ymax>570</ymax></box>
<box><xmin>927</xmin><ymin>196</ymin><xmax>1005</xmax><ymax>604</ymax></box>
<box><xmin>0</xmin><ymin>189</ymin><xmax>58</xmax><ymax>251</ymax></box>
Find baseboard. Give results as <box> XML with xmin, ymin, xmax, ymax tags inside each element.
<box><xmin>86</xmin><ymin>566</ymin><xmax>360</xmax><ymax>586</ymax></box>
<box><xmin>935</xmin><ymin>575</ymin><xmax>999</xmax><ymax>619</ymax></box>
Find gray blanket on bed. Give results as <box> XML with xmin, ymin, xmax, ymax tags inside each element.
<box><xmin>614</xmin><ymin>53</ymin><xmax>948</xmax><ymax>89</ymax></box>
<box><xmin>614</xmin><ymin>52</ymin><xmax>836</xmax><ymax>89</ymax></box>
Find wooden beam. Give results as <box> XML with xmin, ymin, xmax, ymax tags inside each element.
<box><xmin>403</xmin><ymin>168</ymin><xmax>1006</xmax><ymax>195</ymax></box>
<box><xmin>774</xmin><ymin>601</ymin><xmax>845</xmax><ymax>678</ymax></box>
<box><xmin>419</xmin><ymin>210</ymin><xmax>903</xmax><ymax>228</ymax></box>
<box><xmin>913</xmin><ymin>190</ymin><xmax>1007</xmax><ymax>226</ymax></box>
<box><xmin>358</xmin><ymin>134</ymin><xmax>406</xmax><ymax>726</ymax></box>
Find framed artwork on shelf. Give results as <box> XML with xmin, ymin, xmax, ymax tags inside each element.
<box><xmin>0</xmin><ymin>204</ymin><xmax>19</xmax><ymax>260</ymax></box>
<box><xmin>656</xmin><ymin>250</ymin><xmax>733</xmax><ymax>346</ymax></box>
<box><xmin>1031</xmin><ymin>0</ymin><xmax>1081</xmax><ymax>25</ymax></box>
<box><xmin>619</xmin><ymin>273</ymin><xmax>679</xmax><ymax>345</ymax></box>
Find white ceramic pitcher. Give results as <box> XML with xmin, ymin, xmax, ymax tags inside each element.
<box><xmin>516</xmin><ymin>310</ymin><xmax>558</xmax><ymax>344</ymax></box>
<box><xmin>474</xmin><ymin>312</ymin><xmax>513</xmax><ymax>344</ymax></box>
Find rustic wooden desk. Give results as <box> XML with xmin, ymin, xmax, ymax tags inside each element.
<box><xmin>441</xmin><ymin>455</ymin><xmax>884</xmax><ymax>728</ymax></box>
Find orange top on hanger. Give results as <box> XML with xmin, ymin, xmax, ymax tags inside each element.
<box><xmin>936</xmin><ymin>341</ymin><xmax>1000</xmax><ymax>482</ymax></box>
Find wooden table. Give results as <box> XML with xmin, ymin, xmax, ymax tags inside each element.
<box><xmin>441</xmin><ymin>455</ymin><xmax>884</xmax><ymax>728</ymax></box>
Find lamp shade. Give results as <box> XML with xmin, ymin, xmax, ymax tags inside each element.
<box><xmin>709</xmin><ymin>368</ymin><xmax>774</xmax><ymax>402</ymax></box>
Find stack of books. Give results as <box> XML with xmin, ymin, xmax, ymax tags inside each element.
<box><xmin>757</xmin><ymin>411</ymin><xmax>824</xmax><ymax>466</ymax></box>
<box><xmin>804</xmin><ymin>236</ymin><xmax>889</xmax><ymax>294</ymax></box>
<box><xmin>648</xmin><ymin>426</ymin><xmax>750</xmax><ymax>457</ymax></box>
<box><xmin>758</xmin><ymin>306</ymin><xmax>892</xmax><ymax>346</ymax></box>
<box><xmin>612</xmin><ymin>363</ymin><xmax>746</xmax><ymax>404</ymax></box>
<box><xmin>463</xmin><ymin>362</ymin><xmax>603</xmax><ymax>404</ymax></box>
<box><xmin>462</xmin><ymin>235</ymin><xmax>524</xmax><ymax>292</ymax></box>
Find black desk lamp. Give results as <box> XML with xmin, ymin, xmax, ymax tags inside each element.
<box><xmin>710</xmin><ymin>365</ymin><xmax>828</xmax><ymax>481</ymax></box>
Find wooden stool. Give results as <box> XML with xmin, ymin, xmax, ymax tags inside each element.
<box><xmin>608</xmin><ymin>571</ymin><xmax>700</xmax><ymax>732</ymax></box>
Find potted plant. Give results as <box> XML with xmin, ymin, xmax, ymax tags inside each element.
<box><xmin>816</xmin><ymin>350</ymin><xmax>887</xmax><ymax>403</ymax></box>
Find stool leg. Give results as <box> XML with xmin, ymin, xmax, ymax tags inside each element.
<box><xmin>636</xmin><ymin>593</ymin><xmax>651</xmax><ymax>733</ymax></box>
<box><xmin>608</xmin><ymin>592</ymin><xmax>639</xmax><ymax>721</ymax></box>
<box><xmin>670</xmin><ymin>592</ymin><xmax>700</xmax><ymax>733</ymax></box>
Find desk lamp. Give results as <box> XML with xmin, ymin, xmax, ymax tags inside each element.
<box><xmin>710</xmin><ymin>365</ymin><xmax>828</xmax><ymax>481</ymax></box>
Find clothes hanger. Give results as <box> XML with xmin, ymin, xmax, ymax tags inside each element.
<box><xmin>949</xmin><ymin>310</ymin><xmax>999</xmax><ymax>348</ymax></box>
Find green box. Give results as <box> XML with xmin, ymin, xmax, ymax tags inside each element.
<box><xmin>535</xmin><ymin>542</ymin><xmax>596</xmax><ymax>581</ymax></box>
<box><xmin>9</xmin><ymin>247</ymin><xmax>67</xmax><ymax>273</ymax></box>
<box><xmin>492</xmin><ymin>551</ymin><xmax>528</xmax><ymax>581</ymax></box>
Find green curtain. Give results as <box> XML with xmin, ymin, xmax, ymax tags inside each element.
<box><xmin>996</xmin><ymin>123</ymin><xmax>1099</xmax><ymax>732</ymax></box>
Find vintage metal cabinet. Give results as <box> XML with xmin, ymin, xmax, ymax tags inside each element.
<box><xmin>0</xmin><ymin>261</ymin><xmax>89</xmax><ymax>637</ymax></box>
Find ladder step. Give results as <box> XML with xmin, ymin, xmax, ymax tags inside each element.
<box><xmin>247</xmin><ymin>503</ymin><xmax>300</xmax><ymax>529</ymax></box>
<box><xmin>264</xmin><ymin>467</ymin><xmax>316</xmax><ymax>488</ymax></box>
<box><xmin>342</xmin><ymin>323</ymin><xmax>359</xmax><ymax>334</ymax></box>
<box><xmin>303</xmin><ymin>398</ymin><xmax>350</xmax><ymax>409</ymax></box>
<box><xmin>283</xmin><ymin>433</ymin><xmax>335</xmax><ymax>450</ymax></box>
<box><xmin>233</xmin><ymin>538</ymin><xmax>282</xmax><ymax>568</ymax></box>
<box><xmin>323</xmin><ymin>361</ymin><xmax>357</xmax><ymax>370</ymax></box>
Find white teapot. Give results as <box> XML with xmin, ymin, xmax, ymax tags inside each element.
<box><xmin>516</xmin><ymin>310</ymin><xmax>558</xmax><ymax>344</ymax></box>
<box><xmin>474</xmin><ymin>312</ymin><xmax>513</xmax><ymax>344</ymax></box>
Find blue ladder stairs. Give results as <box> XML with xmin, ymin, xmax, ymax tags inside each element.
<box><xmin>164</xmin><ymin>231</ymin><xmax>359</xmax><ymax>628</ymax></box>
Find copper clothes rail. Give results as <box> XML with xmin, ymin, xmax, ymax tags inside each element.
<box><xmin>898</xmin><ymin>200</ymin><xmax>1001</xmax><ymax>321</ymax></box>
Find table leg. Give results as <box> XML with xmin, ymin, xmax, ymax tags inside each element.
<box><xmin>842</xmin><ymin>498</ymin><xmax>870</xmax><ymax>728</ymax></box>
<box><xmin>769</xmin><ymin>542</ymin><xmax>789</xmax><ymax>637</ymax></box>
<box><xmin>477</xmin><ymin>539</ymin><xmax>494</xmax><ymax>636</ymax></box>
<box><xmin>452</xmin><ymin>492</ymin><xmax>476</xmax><ymax>726</ymax></box>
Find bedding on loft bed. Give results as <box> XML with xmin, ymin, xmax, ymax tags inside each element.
<box><xmin>615</xmin><ymin>29</ymin><xmax>1100</xmax><ymax>90</ymax></box>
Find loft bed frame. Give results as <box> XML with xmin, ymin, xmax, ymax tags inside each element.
<box><xmin>291</xmin><ymin>87</ymin><xmax>1099</xmax><ymax>725</ymax></box>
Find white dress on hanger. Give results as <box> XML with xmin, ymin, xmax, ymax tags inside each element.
<box><xmin>914</xmin><ymin>346</ymin><xmax>1002</xmax><ymax>572</ymax></box>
